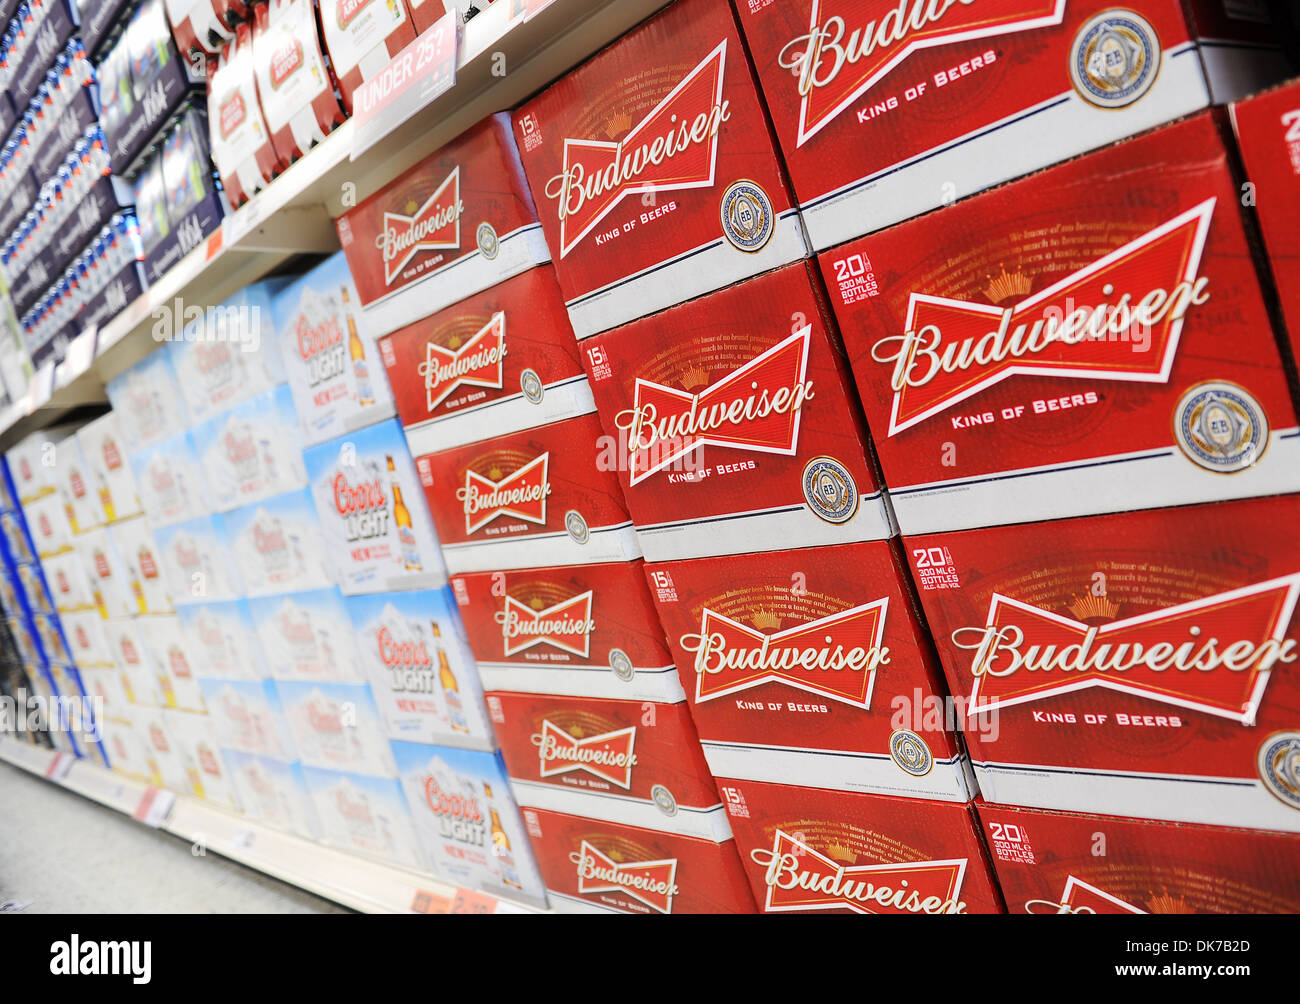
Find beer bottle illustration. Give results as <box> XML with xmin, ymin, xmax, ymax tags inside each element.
<box><xmin>388</xmin><ymin>455</ymin><xmax>421</xmax><ymax>571</ymax></box>
<box><xmin>438</xmin><ymin>647</ymin><xmax>469</xmax><ymax>734</ymax></box>
<box><xmin>484</xmin><ymin>782</ymin><xmax>523</xmax><ymax>890</ymax></box>
<box><xmin>129</xmin><ymin>564</ymin><xmax>146</xmax><ymax>613</ymax></box>
<box><xmin>96</xmin><ymin>469</ymin><xmax>116</xmax><ymax>522</ymax></box>
<box><xmin>343</xmin><ymin>286</ymin><xmax>374</xmax><ymax>406</ymax></box>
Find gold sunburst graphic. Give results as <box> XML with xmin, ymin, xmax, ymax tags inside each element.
<box><xmin>984</xmin><ymin>263</ymin><xmax>1032</xmax><ymax>304</ymax></box>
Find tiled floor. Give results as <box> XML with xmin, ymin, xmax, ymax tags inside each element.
<box><xmin>0</xmin><ymin>762</ymin><xmax>347</xmax><ymax>914</ymax></box>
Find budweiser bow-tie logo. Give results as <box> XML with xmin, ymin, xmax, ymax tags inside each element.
<box><xmin>456</xmin><ymin>453</ymin><xmax>552</xmax><ymax>534</ymax></box>
<box><xmin>419</xmin><ymin>312</ymin><xmax>507</xmax><ymax>412</ymax></box>
<box><xmin>952</xmin><ymin>573</ymin><xmax>1300</xmax><ymax>723</ymax></box>
<box><xmin>376</xmin><ymin>167</ymin><xmax>463</xmax><ymax>285</ymax></box>
<box><xmin>679</xmin><ymin>598</ymin><xmax>889</xmax><ymax>707</ymax></box>
<box><xmin>751</xmin><ymin>830</ymin><xmax>968</xmax><ymax>913</ymax></box>
<box><xmin>615</xmin><ymin>327</ymin><xmax>815</xmax><ymax>484</ymax></box>
<box><xmin>871</xmin><ymin>199</ymin><xmax>1216</xmax><ymax>436</ymax></box>
<box><xmin>533</xmin><ymin>720</ymin><xmax>637</xmax><ymax>788</ymax></box>
<box><xmin>571</xmin><ymin>840</ymin><xmax>679</xmax><ymax>914</ymax></box>
<box><xmin>496</xmin><ymin>590</ymin><xmax>595</xmax><ymax>657</ymax></box>
<box><xmin>782</xmin><ymin>0</ymin><xmax>1066</xmax><ymax>146</ymax></box>
<box><xmin>1025</xmin><ymin>875</ymin><xmax>1146</xmax><ymax>914</ymax></box>
<box><xmin>544</xmin><ymin>41</ymin><xmax>729</xmax><ymax>257</ymax></box>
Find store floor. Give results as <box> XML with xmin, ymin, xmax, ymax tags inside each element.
<box><xmin>0</xmin><ymin>763</ymin><xmax>347</xmax><ymax>914</ymax></box>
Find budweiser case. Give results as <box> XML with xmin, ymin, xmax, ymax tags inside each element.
<box><xmin>378</xmin><ymin>264</ymin><xmax>592</xmax><ymax>455</ymax></box>
<box><xmin>646</xmin><ymin>540</ymin><xmax>973</xmax><ymax>801</ymax></box>
<box><xmin>720</xmin><ymin>777</ymin><xmax>1003</xmax><ymax>914</ymax></box>
<box><xmin>449</xmin><ymin>560</ymin><xmax>683</xmax><ymax>702</ymax></box>
<box><xmin>583</xmin><ymin>262</ymin><xmax>892</xmax><ymax>560</ymax></box>
<box><xmin>978</xmin><ymin>801</ymin><xmax>1300</xmax><ymax>913</ymax></box>
<box><xmin>272</xmin><ymin>252</ymin><xmax>398</xmax><ymax>446</ymax></box>
<box><xmin>416</xmin><ymin>411</ymin><xmax>640</xmax><ymax>574</ymax></box>
<box><xmin>303</xmin><ymin>420</ymin><xmax>447</xmax><ymax>594</ymax></box>
<box><xmin>487</xmin><ymin>691</ymin><xmax>729</xmax><ymax>839</ymax></box>
<box><xmin>345</xmin><ymin>588</ymin><xmax>493</xmax><ymax>750</ymax></box>
<box><xmin>336</xmin><ymin>114</ymin><xmax>549</xmax><ymax>337</ymax></box>
<box><xmin>391</xmin><ymin>741</ymin><xmax>549</xmax><ymax>904</ymax></box>
<box><xmin>737</xmin><ymin>0</ymin><xmax>1218</xmax><ymax>250</ymax></box>
<box><xmin>513</xmin><ymin>0</ymin><xmax>807</xmax><ymax>339</ymax></box>
<box><xmin>821</xmin><ymin>112</ymin><xmax>1300</xmax><ymax>534</ymax></box>
<box><xmin>909</xmin><ymin>493</ymin><xmax>1300</xmax><ymax>832</ymax></box>
<box><xmin>1231</xmin><ymin>77</ymin><xmax>1300</xmax><ymax>360</ymax></box>
<box><xmin>521</xmin><ymin>805</ymin><xmax>756</xmax><ymax>914</ymax></box>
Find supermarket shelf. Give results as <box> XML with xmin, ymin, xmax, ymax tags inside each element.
<box><xmin>0</xmin><ymin>0</ymin><xmax>670</xmax><ymax>451</ymax></box>
<box><xmin>0</xmin><ymin>737</ymin><xmax>546</xmax><ymax>915</ymax></box>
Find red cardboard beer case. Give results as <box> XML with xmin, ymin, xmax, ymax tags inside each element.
<box><xmin>317</xmin><ymin>0</ymin><xmax>418</xmax><ymax>116</ymax></box>
<box><xmin>735</xmin><ymin>0</ymin><xmax>1224</xmax><ymax>250</ymax></box>
<box><xmin>718</xmin><ymin>777</ymin><xmax>1003</xmax><ymax>915</ymax></box>
<box><xmin>512</xmin><ymin>0</ymin><xmax>809</xmax><ymax>339</ymax></box>
<box><xmin>908</xmin><ymin>493</ymin><xmax>1300</xmax><ymax>833</ymax></box>
<box><xmin>336</xmin><ymin>113</ymin><xmax>550</xmax><ymax>337</ymax></box>
<box><xmin>487</xmin><ymin>691</ymin><xmax>729</xmax><ymax>840</ymax></box>
<box><xmin>378</xmin><ymin>264</ymin><xmax>593</xmax><ymax>455</ymax></box>
<box><xmin>520</xmin><ymin>805</ymin><xmax>757</xmax><ymax>914</ymax></box>
<box><xmin>645</xmin><ymin>540</ymin><xmax>974</xmax><ymax>802</ymax></box>
<box><xmin>1230</xmin><ymin>77</ymin><xmax>1300</xmax><ymax>359</ymax></box>
<box><xmin>415</xmin><ymin>411</ymin><xmax>640</xmax><ymax>574</ymax></box>
<box><xmin>820</xmin><ymin>111</ymin><xmax>1300</xmax><ymax>535</ymax></box>
<box><xmin>208</xmin><ymin>20</ymin><xmax>284</xmax><ymax>208</ymax></box>
<box><xmin>582</xmin><ymin>262</ymin><xmax>892</xmax><ymax>561</ymax></box>
<box><xmin>978</xmin><ymin>801</ymin><xmax>1300</xmax><ymax>914</ymax></box>
<box><xmin>449</xmin><ymin>560</ymin><xmax>684</xmax><ymax>703</ymax></box>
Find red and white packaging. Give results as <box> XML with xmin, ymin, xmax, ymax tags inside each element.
<box><xmin>521</xmin><ymin>806</ymin><xmax>756</xmax><ymax>914</ymax></box>
<box><xmin>107</xmin><ymin>515</ymin><xmax>173</xmax><ymax>615</ymax></box>
<box><xmin>6</xmin><ymin>425</ymin><xmax>79</xmax><ymax>505</ymax></box>
<box><xmin>583</xmin><ymin>262</ymin><xmax>892</xmax><ymax>561</ymax></box>
<box><xmin>51</xmin><ymin>437</ymin><xmax>99</xmax><ymax>535</ymax></box>
<box><xmin>105</xmin><ymin>617</ymin><xmax>164</xmax><ymax>706</ymax></box>
<box><xmin>487</xmin><ymin>691</ymin><xmax>728</xmax><ymax>840</ymax></box>
<box><xmin>336</xmin><ymin>114</ymin><xmax>548</xmax><ymax>336</ymax></box>
<box><xmin>909</xmin><ymin>493</ymin><xmax>1300</xmax><ymax>833</ymax></box>
<box><xmin>719</xmin><ymin>777</ymin><xmax>1003</xmax><ymax>914</ymax></box>
<box><xmin>979</xmin><ymin>801</ymin><xmax>1300</xmax><ymax>913</ymax></box>
<box><xmin>317</xmin><ymin>0</ymin><xmax>417</xmax><ymax>115</ymax></box>
<box><xmin>1231</xmin><ymin>77</ymin><xmax>1300</xmax><ymax>359</ymax></box>
<box><xmin>166</xmin><ymin>709</ymin><xmax>242</xmax><ymax>811</ymax></box>
<box><xmin>22</xmin><ymin>494</ymin><xmax>73</xmax><ymax>558</ymax></box>
<box><xmin>208</xmin><ymin>20</ymin><xmax>284</xmax><ymax>208</ymax></box>
<box><xmin>449</xmin><ymin>560</ymin><xmax>682</xmax><ymax>702</ymax></box>
<box><xmin>77</xmin><ymin>412</ymin><xmax>143</xmax><ymax>525</ymax></box>
<box><xmin>252</xmin><ymin>0</ymin><xmax>346</xmax><ymax>165</ymax></box>
<box><xmin>736</xmin><ymin>1</ymin><xmax>1223</xmax><ymax>250</ymax></box>
<box><xmin>405</xmin><ymin>0</ymin><xmax>445</xmax><ymax>34</ymax></box>
<box><xmin>165</xmin><ymin>0</ymin><xmax>248</xmax><ymax>56</ymax></box>
<box><xmin>416</xmin><ymin>411</ymin><xmax>639</xmax><ymax>574</ymax></box>
<box><xmin>61</xmin><ymin>609</ymin><xmax>115</xmax><ymax>669</ymax></box>
<box><xmin>821</xmin><ymin>112</ymin><xmax>1300</xmax><ymax>535</ymax></box>
<box><xmin>378</xmin><ymin>264</ymin><xmax>591</xmax><ymax>455</ymax></box>
<box><xmin>137</xmin><ymin>614</ymin><xmax>208</xmax><ymax>712</ymax></box>
<box><xmin>646</xmin><ymin>541</ymin><xmax>973</xmax><ymax>802</ymax></box>
<box><xmin>73</xmin><ymin>527</ymin><xmax>135</xmax><ymax>620</ymax></box>
<box><xmin>43</xmin><ymin>551</ymin><xmax>97</xmax><ymax>615</ymax></box>
<box><xmin>512</xmin><ymin>0</ymin><xmax>807</xmax><ymax>339</ymax></box>
<box><xmin>1184</xmin><ymin>0</ymin><xmax>1296</xmax><ymax>104</ymax></box>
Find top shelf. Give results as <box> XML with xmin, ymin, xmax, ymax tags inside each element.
<box><xmin>0</xmin><ymin>0</ymin><xmax>670</xmax><ymax>451</ymax></box>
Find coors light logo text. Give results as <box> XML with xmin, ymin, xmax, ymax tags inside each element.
<box><xmin>378</xmin><ymin>625</ymin><xmax>437</xmax><ymax>694</ymax></box>
<box><xmin>571</xmin><ymin>840</ymin><xmax>679</xmax><ymax>914</ymax></box>
<box><xmin>375</xmin><ymin>168</ymin><xmax>463</xmax><ymax>285</ymax></box>
<box><xmin>951</xmin><ymin>573</ymin><xmax>1300</xmax><ymax>723</ymax></box>
<box><xmin>297</xmin><ymin>313</ymin><xmax>346</xmax><ymax>387</ymax></box>
<box><xmin>496</xmin><ymin>590</ymin><xmax>595</xmax><ymax>658</ymax></box>
<box><xmin>424</xmin><ymin>775</ymin><xmax>486</xmax><ymax>844</ymax></box>
<box><xmin>544</xmin><ymin>42</ymin><xmax>730</xmax><ymax>257</ymax></box>
<box><xmin>334</xmin><ymin>472</ymin><xmax>390</xmax><ymax>541</ymax></box>
<box><xmin>780</xmin><ymin>0</ymin><xmax>1065</xmax><ymax>145</ymax></box>
<box><xmin>419</xmin><ymin>312</ymin><xmax>507</xmax><ymax>412</ymax></box>
<box><xmin>616</xmin><ymin>327</ymin><xmax>815</xmax><ymax>484</ymax></box>
<box><xmin>871</xmin><ymin>200</ymin><xmax>1215</xmax><ymax>435</ymax></box>
<box><xmin>456</xmin><ymin>454</ymin><xmax>552</xmax><ymax>534</ymax></box>
<box><xmin>533</xmin><ymin>720</ymin><xmax>637</xmax><ymax>789</ymax></box>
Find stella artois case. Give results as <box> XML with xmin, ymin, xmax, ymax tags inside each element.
<box><xmin>978</xmin><ymin>801</ymin><xmax>1300</xmax><ymax>914</ymax></box>
<box><xmin>391</xmin><ymin>741</ymin><xmax>549</xmax><ymax>905</ymax></box>
<box><xmin>719</xmin><ymin>777</ymin><xmax>1003</xmax><ymax>914</ymax></box>
<box><xmin>378</xmin><ymin>264</ymin><xmax>593</xmax><ymax>456</ymax></box>
<box><xmin>317</xmin><ymin>0</ymin><xmax>417</xmax><ymax>116</ymax></box>
<box><xmin>416</xmin><ymin>411</ymin><xmax>640</xmax><ymax>574</ymax></box>
<box><xmin>737</xmin><ymin>0</ymin><xmax>1229</xmax><ymax>251</ymax></box>
<box><xmin>336</xmin><ymin>113</ymin><xmax>550</xmax><ymax>338</ymax></box>
<box><xmin>207</xmin><ymin>19</ymin><xmax>284</xmax><ymax>208</ymax></box>
<box><xmin>821</xmin><ymin>111</ymin><xmax>1300</xmax><ymax>534</ymax></box>
<box><xmin>582</xmin><ymin>262</ymin><xmax>892</xmax><ymax>561</ymax></box>
<box><xmin>252</xmin><ymin>0</ymin><xmax>346</xmax><ymax>166</ymax></box>
<box><xmin>522</xmin><ymin>805</ymin><xmax>756</xmax><ymax>914</ymax></box>
<box><xmin>449</xmin><ymin>560</ymin><xmax>684</xmax><ymax>703</ymax></box>
<box><xmin>511</xmin><ymin>0</ymin><xmax>809</xmax><ymax>339</ymax></box>
<box><xmin>1230</xmin><ymin>77</ymin><xmax>1300</xmax><ymax>361</ymax></box>
<box><xmin>272</xmin><ymin>252</ymin><xmax>398</xmax><ymax>446</ymax></box>
<box><xmin>303</xmin><ymin>420</ymin><xmax>447</xmax><ymax>595</ymax></box>
<box><xmin>909</xmin><ymin>493</ymin><xmax>1300</xmax><ymax>833</ymax></box>
<box><xmin>487</xmin><ymin>691</ymin><xmax>729</xmax><ymax>840</ymax></box>
<box><xmin>165</xmin><ymin>0</ymin><xmax>246</xmax><ymax>56</ymax></box>
<box><xmin>646</xmin><ymin>540</ymin><xmax>974</xmax><ymax>802</ymax></box>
